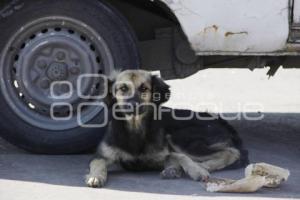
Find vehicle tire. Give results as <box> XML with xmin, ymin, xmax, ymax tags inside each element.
<box><xmin>0</xmin><ymin>0</ymin><xmax>140</xmax><ymax>153</ymax></box>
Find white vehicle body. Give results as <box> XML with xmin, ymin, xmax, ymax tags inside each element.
<box><xmin>294</xmin><ymin>0</ymin><xmax>300</xmax><ymax>23</ymax></box>
<box><xmin>158</xmin><ymin>0</ymin><xmax>300</xmax><ymax>55</ymax></box>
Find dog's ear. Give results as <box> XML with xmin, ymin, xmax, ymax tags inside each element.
<box><xmin>151</xmin><ymin>75</ymin><xmax>171</xmax><ymax>105</ymax></box>
<box><xmin>103</xmin><ymin>76</ymin><xmax>116</xmax><ymax>108</ymax></box>
<box><xmin>103</xmin><ymin>70</ymin><xmax>121</xmax><ymax>107</ymax></box>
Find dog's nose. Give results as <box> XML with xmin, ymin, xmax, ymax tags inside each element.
<box><xmin>127</xmin><ymin>95</ymin><xmax>140</xmax><ymax>108</ymax></box>
<box><xmin>128</xmin><ymin>100</ymin><xmax>139</xmax><ymax>108</ymax></box>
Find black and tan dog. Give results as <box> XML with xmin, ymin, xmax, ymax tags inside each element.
<box><xmin>86</xmin><ymin>70</ymin><xmax>249</xmax><ymax>188</ymax></box>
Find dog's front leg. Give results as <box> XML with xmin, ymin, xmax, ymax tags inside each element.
<box><xmin>86</xmin><ymin>157</ymin><xmax>112</xmax><ymax>188</ymax></box>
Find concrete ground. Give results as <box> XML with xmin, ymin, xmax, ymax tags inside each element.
<box><xmin>1</xmin><ymin>67</ymin><xmax>300</xmax><ymax>200</ymax></box>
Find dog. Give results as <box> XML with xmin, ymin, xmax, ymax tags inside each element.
<box><xmin>85</xmin><ymin>70</ymin><xmax>249</xmax><ymax>188</ymax></box>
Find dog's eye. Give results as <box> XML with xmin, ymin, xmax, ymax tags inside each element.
<box><xmin>120</xmin><ymin>85</ymin><xmax>129</xmax><ymax>92</ymax></box>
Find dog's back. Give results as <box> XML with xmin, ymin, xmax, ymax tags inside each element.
<box><xmin>160</xmin><ymin>108</ymin><xmax>249</xmax><ymax>170</ymax></box>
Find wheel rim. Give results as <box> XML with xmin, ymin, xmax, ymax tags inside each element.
<box><xmin>0</xmin><ymin>16</ymin><xmax>114</xmax><ymax>130</ymax></box>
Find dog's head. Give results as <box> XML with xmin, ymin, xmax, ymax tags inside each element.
<box><xmin>106</xmin><ymin>70</ymin><xmax>170</xmax><ymax>115</ymax></box>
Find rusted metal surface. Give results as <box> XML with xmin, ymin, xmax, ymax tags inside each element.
<box><xmin>157</xmin><ymin>0</ymin><xmax>293</xmax><ymax>55</ymax></box>
<box><xmin>225</xmin><ymin>32</ymin><xmax>248</xmax><ymax>37</ymax></box>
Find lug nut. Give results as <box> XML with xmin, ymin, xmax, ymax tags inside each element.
<box><xmin>37</xmin><ymin>60</ymin><xmax>47</xmax><ymax>69</ymax></box>
<box><xmin>56</xmin><ymin>51</ymin><xmax>66</xmax><ymax>61</ymax></box>
<box><xmin>70</xmin><ymin>67</ymin><xmax>80</xmax><ymax>75</ymax></box>
<box><xmin>40</xmin><ymin>79</ymin><xmax>50</xmax><ymax>89</ymax></box>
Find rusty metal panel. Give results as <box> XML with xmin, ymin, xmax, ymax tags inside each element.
<box><xmin>158</xmin><ymin>0</ymin><xmax>290</xmax><ymax>54</ymax></box>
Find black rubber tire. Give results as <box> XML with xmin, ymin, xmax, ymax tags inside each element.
<box><xmin>0</xmin><ymin>0</ymin><xmax>139</xmax><ymax>154</ymax></box>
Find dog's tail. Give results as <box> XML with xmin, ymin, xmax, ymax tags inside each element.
<box><xmin>208</xmin><ymin>141</ymin><xmax>249</xmax><ymax>170</ymax></box>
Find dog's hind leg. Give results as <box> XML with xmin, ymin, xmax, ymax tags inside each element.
<box><xmin>167</xmin><ymin>152</ymin><xmax>210</xmax><ymax>181</ymax></box>
<box><xmin>199</xmin><ymin>147</ymin><xmax>241</xmax><ymax>172</ymax></box>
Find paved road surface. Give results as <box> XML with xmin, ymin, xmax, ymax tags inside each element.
<box><xmin>1</xmin><ymin>68</ymin><xmax>300</xmax><ymax>200</ymax></box>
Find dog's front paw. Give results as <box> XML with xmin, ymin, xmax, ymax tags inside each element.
<box><xmin>160</xmin><ymin>167</ymin><xmax>182</xmax><ymax>179</ymax></box>
<box><xmin>85</xmin><ymin>175</ymin><xmax>106</xmax><ymax>188</ymax></box>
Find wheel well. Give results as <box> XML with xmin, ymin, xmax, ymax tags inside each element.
<box><xmin>102</xmin><ymin>0</ymin><xmax>180</xmax><ymax>41</ymax></box>
<box><xmin>100</xmin><ymin>0</ymin><xmax>199</xmax><ymax>80</ymax></box>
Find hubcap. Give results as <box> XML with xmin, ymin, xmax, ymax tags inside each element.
<box><xmin>0</xmin><ymin>16</ymin><xmax>114</xmax><ymax>130</ymax></box>
<box><xmin>47</xmin><ymin>62</ymin><xmax>68</xmax><ymax>81</ymax></box>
